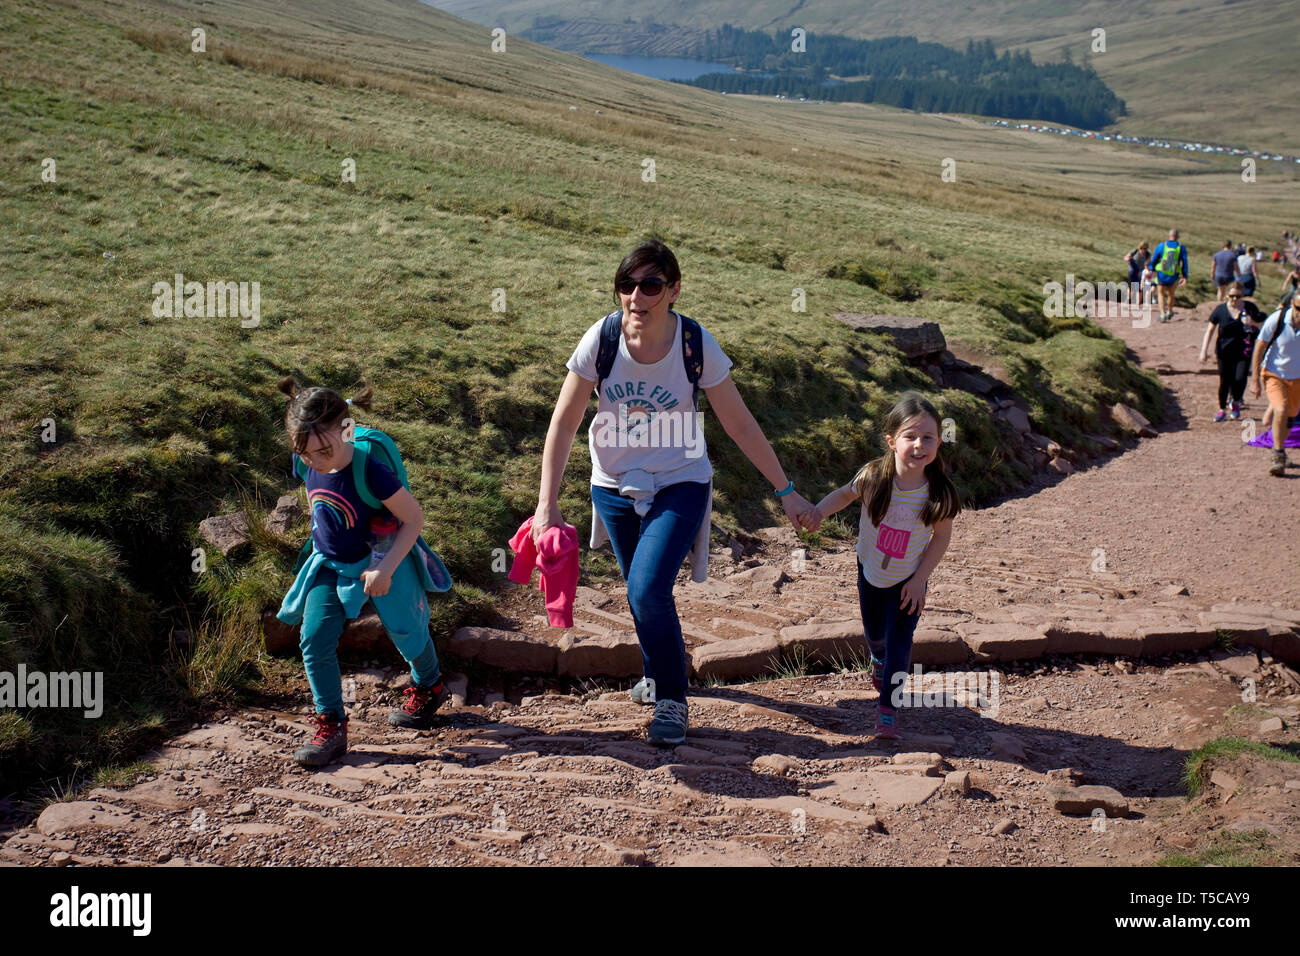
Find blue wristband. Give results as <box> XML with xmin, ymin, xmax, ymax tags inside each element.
<box><xmin>774</xmin><ymin>481</ymin><xmax>794</xmax><ymax>498</ymax></box>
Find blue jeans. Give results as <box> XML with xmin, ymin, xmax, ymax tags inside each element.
<box><xmin>590</xmin><ymin>481</ymin><xmax>710</xmax><ymax>703</ymax></box>
<box><xmin>299</xmin><ymin>564</ymin><xmax>440</xmax><ymax>720</ymax></box>
<box><xmin>856</xmin><ymin>557</ymin><xmax>921</xmax><ymax>711</ymax></box>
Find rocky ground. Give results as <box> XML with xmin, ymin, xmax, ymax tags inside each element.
<box><xmin>2</xmin><ymin>297</ymin><xmax>1298</xmax><ymax>867</ymax></box>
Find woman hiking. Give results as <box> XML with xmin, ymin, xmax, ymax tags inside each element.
<box><xmin>529</xmin><ymin>239</ymin><xmax>814</xmax><ymax>745</ymax></box>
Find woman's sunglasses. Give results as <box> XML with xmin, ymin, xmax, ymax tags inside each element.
<box><xmin>616</xmin><ymin>276</ymin><xmax>669</xmax><ymax>297</ymax></box>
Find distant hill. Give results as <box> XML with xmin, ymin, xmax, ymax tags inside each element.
<box><xmin>427</xmin><ymin>0</ymin><xmax>1299</xmax><ymax>153</ymax></box>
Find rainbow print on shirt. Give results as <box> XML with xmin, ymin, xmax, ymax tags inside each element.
<box><xmin>307</xmin><ymin>488</ymin><xmax>358</xmax><ymax>529</ymax></box>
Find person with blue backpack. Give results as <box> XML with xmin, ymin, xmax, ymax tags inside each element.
<box><xmin>1150</xmin><ymin>228</ymin><xmax>1189</xmax><ymax>322</ymax></box>
<box><xmin>531</xmin><ymin>239</ymin><xmax>815</xmax><ymax>745</ymax></box>
<box><xmin>275</xmin><ymin>378</ymin><xmax>453</xmax><ymax>767</ymax></box>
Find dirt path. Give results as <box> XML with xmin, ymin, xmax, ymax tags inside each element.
<box><xmin>3</xmin><ymin>300</ymin><xmax>1299</xmax><ymax>867</ymax></box>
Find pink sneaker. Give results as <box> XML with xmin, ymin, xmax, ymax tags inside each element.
<box><xmin>874</xmin><ymin>706</ymin><xmax>898</xmax><ymax>739</ymax></box>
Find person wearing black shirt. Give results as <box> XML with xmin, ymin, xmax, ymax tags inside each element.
<box><xmin>1199</xmin><ymin>282</ymin><xmax>1263</xmax><ymax>420</ymax></box>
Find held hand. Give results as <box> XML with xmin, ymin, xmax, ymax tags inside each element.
<box><xmin>780</xmin><ymin>491</ymin><xmax>813</xmax><ymax>531</ymax></box>
<box><xmin>802</xmin><ymin>505</ymin><xmax>824</xmax><ymax>533</ymax></box>
<box><xmin>362</xmin><ymin>567</ymin><xmax>392</xmax><ymax>597</ymax></box>
<box><xmin>900</xmin><ymin>575</ymin><xmax>928</xmax><ymax>615</ymax></box>
<box><xmin>1178</xmin><ymin>278</ymin><xmax>1187</xmax><ymax>287</ymax></box>
<box><xmin>532</xmin><ymin>501</ymin><xmax>563</xmax><ymax>547</ymax></box>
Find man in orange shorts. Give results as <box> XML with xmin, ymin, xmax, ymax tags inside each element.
<box><xmin>1252</xmin><ymin>288</ymin><xmax>1300</xmax><ymax>476</ymax></box>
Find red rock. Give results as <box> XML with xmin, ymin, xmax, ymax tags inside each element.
<box><xmin>727</xmin><ymin>564</ymin><xmax>789</xmax><ymax>593</ymax></box>
<box><xmin>989</xmin><ymin>732</ymin><xmax>1027</xmax><ymax>763</ymax></box>
<box><xmin>1111</xmin><ymin>403</ymin><xmax>1157</xmax><ymax>438</ymax></box>
<box><xmin>1137</xmin><ymin>624</ymin><xmax>1217</xmax><ymax>656</ymax></box>
<box><xmin>1046</xmin><ymin>785</ymin><xmax>1130</xmax><ymax>817</ymax></box>
<box><xmin>1048</xmin><ymin>457</ymin><xmax>1074</xmax><ymax>475</ymax></box>
<box><xmin>262</xmin><ymin>611</ymin><xmax>299</xmax><ymax>656</ymax></box>
<box><xmin>751</xmin><ymin>754</ymin><xmax>799</xmax><ymax>776</ymax></box>
<box><xmin>1209</xmin><ymin>770</ymin><xmax>1239</xmax><ymax>793</ymax></box>
<box><xmin>36</xmin><ymin>802</ymin><xmax>143</xmax><ymax>835</ymax></box>
<box><xmin>198</xmin><ymin>512</ymin><xmax>250</xmax><ymax>557</ymax></box>
<box><xmin>1040</xmin><ymin>620</ymin><xmax>1142</xmax><ymax>656</ymax></box>
<box><xmin>690</xmin><ymin>634</ymin><xmax>781</xmax><ymax>680</ymax></box>
<box><xmin>265</xmin><ymin>495</ymin><xmax>304</xmax><ymax>536</ymax></box>
<box><xmin>956</xmin><ymin>622</ymin><xmax>1047</xmax><ymax>661</ymax></box>
<box><xmin>556</xmin><ymin>631</ymin><xmax>643</xmax><ymax>678</ymax></box>
<box><xmin>447</xmin><ymin>627</ymin><xmax>559</xmax><ymax>673</ymax></box>
<box><xmin>910</xmin><ymin>627</ymin><xmax>969</xmax><ymax>664</ymax></box>
<box><xmin>1208</xmin><ymin>603</ymin><xmax>1300</xmax><ymax>627</ymax></box>
<box><xmin>777</xmin><ymin>620</ymin><xmax>862</xmax><ymax>665</ymax></box>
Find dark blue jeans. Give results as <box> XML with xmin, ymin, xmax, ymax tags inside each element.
<box><xmin>590</xmin><ymin>481</ymin><xmax>710</xmax><ymax>704</ymax></box>
<box><xmin>856</xmin><ymin>557</ymin><xmax>921</xmax><ymax>711</ymax></box>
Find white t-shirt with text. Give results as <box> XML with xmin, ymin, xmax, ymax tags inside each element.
<box><xmin>567</xmin><ymin>311</ymin><xmax>733</xmax><ymax>487</ymax></box>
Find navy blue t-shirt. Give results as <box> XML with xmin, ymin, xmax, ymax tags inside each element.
<box><xmin>292</xmin><ymin>452</ymin><xmax>403</xmax><ymax>563</ymax></box>
<box><xmin>1212</xmin><ymin>248</ymin><xmax>1238</xmax><ymax>282</ymax></box>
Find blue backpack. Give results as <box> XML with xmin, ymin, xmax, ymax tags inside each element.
<box><xmin>291</xmin><ymin>425</ymin><xmax>452</xmax><ymax>591</ymax></box>
<box><xmin>594</xmin><ymin>309</ymin><xmax>704</xmax><ymax>409</ymax></box>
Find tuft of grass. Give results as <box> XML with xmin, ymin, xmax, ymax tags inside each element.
<box><xmin>92</xmin><ymin>759</ymin><xmax>156</xmax><ymax>788</ymax></box>
<box><xmin>1181</xmin><ymin>736</ymin><xmax>1300</xmax><ymax>797</ymax></box>
<box><xmin>764</xmin><ymin>643</ymin><xmax>812</xmax><ymax>681</ymax></box>
<box><xmin>180</xmin><ymin>602</ymin><xmax>266</xmax><ymax>702</ymax></box>
<box><xmin>828</xmin><ymin>645</ymin><xmax>875</xmax><ymax>674</ymax></box>
<box><xmin>1156</xmin><ymin>829</ymin><xmax>1279</xmax><ymax>867</ymax></box>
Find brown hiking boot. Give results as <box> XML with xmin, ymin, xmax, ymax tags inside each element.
<box><xmin>1270</xmin><ymin>451</ymin><xmax>1287</xmax><ymax>477</ymax></box>
<box><xmin>293</xmin><ymin>714</ymin><xmax>347</xmax><ymax>767</ymax></box>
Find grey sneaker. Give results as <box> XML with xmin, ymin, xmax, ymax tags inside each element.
<box><xmin>629</xmin><ymin>677</ymin><xmax>656</xmax><ymax>705</ymax></box>
<box><xmin>648</xmin><ymin>699</ymin><xmax>688</xmax><ymax>746</ymax></box>
<box><xmin>1270</xmin><ymin>451</ymin><xmax>1287</xmax><ymax>477</ymax></box>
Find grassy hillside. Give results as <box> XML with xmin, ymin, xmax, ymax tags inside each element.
<box><xmin>431</xmin><ymin>0</ymin><xmax>1300</xmax><ymax>153</ymax></box>
<box><xmin>1</xmin><ymin>0</ymin><xmax>1295</xmax><ymax>793</ymax></box>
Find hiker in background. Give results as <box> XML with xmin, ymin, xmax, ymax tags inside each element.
<box><xmin>1280</xmin><ymin>261</ymin><xmax>1300</xmax><ymax>311</ymax></box>
<box><xmin>1199</xmin><ymin>282</ymin><xmax>1262</xmax><ymax>421</ymax></box>
<box><xmin>1238</xmin><ymin>245</ymin><xmax>1259</xmax><ymax>298</ymax></box>
<box><xmin>804</xmin><ymin>392</ymin><xmax>961</xmax><ymax>740</ymax></box>
<box><xmin>1150</xmin><ymin>228</ymin><xmax>1188</xmax><ymax>322</ymax></box>
<box><xmin>1124</xmin><ymin>241</ymin><xmax>1150</xmax><ymax>303</ymax></box>
<box><xmin>1251</xmin><ymin>288</ymin><xmax>1300</xmax><ymax>476</ymax></box>
<box><xmin>530</xmin><ymin>239</ymin><xmax>814</xmax><ymax>746</ymax></box>
<box><xmin>275</xmin><ymin>380</ymin><xmax>452</xmax><ymax>767</ymax></box>
<box><xmin>1212</xmin><ymin>241</ymin><xmax>1237</xmax><ymax>302</ymax></box>
<box><xmin>1141</xmin><ymin>261</ymin><xmax>1157</xmax><ymax>307</ymax></box>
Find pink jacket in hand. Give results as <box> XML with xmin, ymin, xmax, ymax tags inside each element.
<box><xmin>508</xmin><ymin>517</ymin><xmax>579</xmax><ymax>628</ymax></box>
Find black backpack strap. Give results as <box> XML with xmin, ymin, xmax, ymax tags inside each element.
<box><xmin>679</xmin><ymin>312</ymin><xmax>704</xmax><ymax>410</ymax></box>
<box><xmin>594</xmin><ymin>310</ymin><xmax>622</xmax><ymax>395</ymax></box>
<box><xmin>595</xmin><ymin>309</ymin><xmax>705</xmax><ymax>409</ymax></box>
<box><xmin>1261</xmin><ymin>305</ymin><xmax>1292</xmax><ymax>364</ymax></box>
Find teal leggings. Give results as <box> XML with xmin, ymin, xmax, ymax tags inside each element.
<box><xmin>300</xmin><ymin>563</ymin><xmax>440</xmax><ymax>720</ymax></box>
